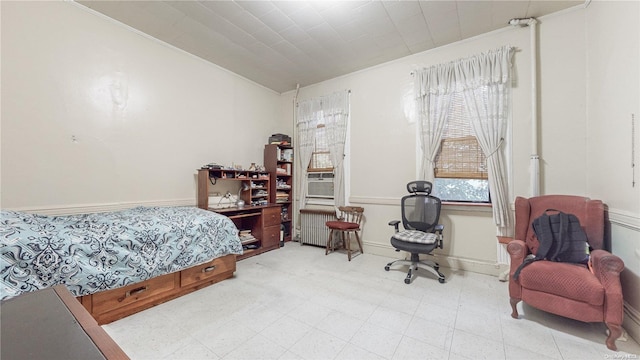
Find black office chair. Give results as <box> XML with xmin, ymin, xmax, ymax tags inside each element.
<box><xmin>385</xmin><ymin>181</ymin><xmax>446</xmax><ymax>284</ymax></box>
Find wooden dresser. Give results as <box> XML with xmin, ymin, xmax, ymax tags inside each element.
<box><xmin>214</xmin><ymin>204</ymin><xmax>282</xmax><ymax>259</ymax></box>
<box><xmin>1</xmin><ymin>285</ymin><xmax>128</xmax><ymax>360</ymax></box>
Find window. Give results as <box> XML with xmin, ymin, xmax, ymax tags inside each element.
<box><xmin>432</xmin><ymin>92</ymin><xmax>490</xmax><ymax>203</ymax></box>
<box><xmin>309</xmin><ymin>123</ymin><xmax>333</xmax><ymax>172</ymax></box>
<box><xmin>308</xmin><ymin>119</ymin><xmax>334</xmax><ymax>202</ymax></box>
<box><xmin>300</xmin><ymin>90</ymin><xmax>350</xmax><ymax>206</ymax></box>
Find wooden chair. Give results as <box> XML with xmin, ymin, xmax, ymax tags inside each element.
<box><xmin>325</xmin><ymin>206</ymin><xmax>364</xmax><ymax>261</ymax></box>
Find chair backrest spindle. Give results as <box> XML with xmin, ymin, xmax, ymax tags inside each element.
<box><xmin>338</xmin><ymin>206</ymin><xmax>364</xmax><ymax>226</ymax></box>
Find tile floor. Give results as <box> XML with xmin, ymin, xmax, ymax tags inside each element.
<box><xmin>103</xmin><ymin>243</ymin><xmax>640</xmax><ymax>360</ymax></box>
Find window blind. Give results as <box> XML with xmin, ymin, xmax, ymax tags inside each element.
<box><xmin>434</xmin><ymin>92</ymin><xmax>487</xmax><ymax>179</ymax></box>
<box><xmin>435</xmin><ymin>136</ymin><xmax>487</xmax><ymax>179</ymax></box>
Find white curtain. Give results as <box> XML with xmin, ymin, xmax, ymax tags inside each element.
<box><xmin>295</xmin><ymin>98</ymin><xmax>321</xmax><ymax>211</ymax></box>
<box><xmin>457</xmin><ymin>46</ymin><xmax>514</xmax><ymax>236</ymax></box>
<box><xmin>414</xmin><ymin>45</ymin><xmax>514</xmax><ymax>236</ymax></box>
<box><xmin>414</xmin><ymin>67</ymin><xmax>455</xmax><ymax>181</ymax></box>
<box><xmin>323</xmin><ymin>90</ymin><xmax>350</xmax><ymax>209</ymax></box>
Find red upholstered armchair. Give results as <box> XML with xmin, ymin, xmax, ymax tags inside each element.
<box><xmin>507</xmin><ymin>195</ymin><xmax>625</xmax><ymax>351</ymax></box>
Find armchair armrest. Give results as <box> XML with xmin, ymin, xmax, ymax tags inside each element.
<box><xmin>506</xmin><ymin>239</ymin><xmax>529</xmax><ymax>298</ymax></box>
<box><xmin>388</xmin><ymin>220</ymin><xmax>400</xmax><ymax>232</ymax></box>
<box><xmin>590</xmin><ymin>249</ymin><xmax>625</xmax><ymax>276</ymax></box>
<box><xmin>590</xmin><ymin>249</ymin><xmax>625</xmax><ymax>327</ymax></box>
<box><xmin>506</xmin><ymin>239</ymin><xmax>528</xmax><ymax>264</ymax></box>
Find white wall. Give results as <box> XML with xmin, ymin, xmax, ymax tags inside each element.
<box><xmin>284</xmin><ymin>12</ymin><xmax>539</xmax><ymax>275</ymax></box>
<box><xmin>584</xmin><ymin>0</ymin><xmax>640</xmax><ymax>341</ymax></box>
<box><xmin>286</xmin><ymin>0</ymin><xmax>640</xmax><ymax>338</ymax></box>
<box><xmin>538</xmin><ymin>9</ymin><xmax>588</xmax><ymax>195</ymax></box>
<box><xmin>1</xmin><ymin>1</ymin><xmax>287</xmax><ymax>212</ymax></box>
<box><xmin>283</xmin><ymin>0</ymin><xmax>638</xmax><ymax>265</ymax></box>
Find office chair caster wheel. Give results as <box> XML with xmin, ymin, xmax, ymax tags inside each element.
<box><xmin>384</xmin><ymin>266</ymin><xmax>390</xmax><ymax>271</ymax></box>
<box><xmin>438</xmin><ymin>278</ymin><xmax>445</xmax><ymax>284</ymax></box>
<box><xmin>404</xmin><ymin>278</ymin><xmax>411</xmax><ymax>284</ymax></box>
<box><xmin>434</xmin><ymin>265</ymin><xmax>439</xmax><ymax>271</ymax></box>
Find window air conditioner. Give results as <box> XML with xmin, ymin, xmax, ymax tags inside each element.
<box><xmin>307</xmin><ymin>172</ymin><xmax>334</xmax><ymax>198</ymax></box>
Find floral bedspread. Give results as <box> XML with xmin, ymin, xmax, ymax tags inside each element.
<box><xmin>0</xmin><ymin>206</ymin><xmax>242</xmax><ymax>300</ymax></box>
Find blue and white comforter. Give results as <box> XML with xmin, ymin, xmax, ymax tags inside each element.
<box><xmin>0</xmin><ymin>206</ymin><xmax>242</xmax><ymax>300</ymax></box>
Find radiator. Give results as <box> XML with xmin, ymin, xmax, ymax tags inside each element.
<box><xmin>300</xmin><ymin>209</ymin><xmax>336</xmax><ymax>247</ymax></box>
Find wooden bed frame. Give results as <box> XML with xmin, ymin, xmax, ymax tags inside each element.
<box><xmin>78</xmin><ymin>254</ymin><xmax>236</xmax><ymax>325</ymax></box>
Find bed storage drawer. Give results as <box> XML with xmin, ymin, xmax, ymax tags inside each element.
<box><xmin>91</xmin><ymin>273</ymin><xmax>177</xmax><ymax>315</ymax></box>
<box><xmin>180</xmin><ymin>254</ymin><xmax>236</xmax><ymax>287</ymax></box>
<box><xmin>80</xmin><ymin>254</ymin><xmax>237</xmax><ymax>325</ymax></box>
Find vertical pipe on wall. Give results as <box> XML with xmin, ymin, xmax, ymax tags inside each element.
<box><xmin>292</xmin><ymin>84</ymin><xmax>301</xmax><ymax>240</ymax></box>
<box><xmin>500</xmin><ymin>17</ymin><xmax>540</xmax><ymax>280</ymax></box>
<box><xmin>510</xmin><ymin>17</ymin><xmax>540</xmax><ymax>196</ymax></box>
<box><xmin>529</xmin><ymin>18</ymin><xmax>540</xmax><ymax>197</ymax></box>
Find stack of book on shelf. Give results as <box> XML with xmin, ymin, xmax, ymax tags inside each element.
<box><xmin>276</xmin><ymin>179</ymin><xmax>291</xmax><ymax>189</ymax></box>
<box><xmin>251</xmin><ymin>199</ymin><xmax>268</xmax><ymax>206</ymax></box>
<box><xmin>276</xmin><ymin>191</ymin><xmax>289</xmax><ymax>203</ymax></box>
<box><xmin>238</xmin><ymin>230</ymin><xmax>256</xmax><ymax>244</ymax></box>
<box><xmin>251</xmin><ymin>181</ymin><xmax>267</xmax><ymax>188</ymax></box>
<box><xmin>253</xmin><ymin>189</ymin><xmax>268</xmax><ymax>197</ymax></box>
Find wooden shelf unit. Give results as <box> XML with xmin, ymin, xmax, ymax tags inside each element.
<box><xmin>264</xmin><ymin>144</ymin><xmax>293</xmax><ymax>243</ymax></box>
<box><xmin>198</xmin><ymin>168</ymin><xmax>270</xmax><ymax>208</ymax></box>
<box><xmin>197</xmin><ymin>168</ymin><xmax>281</xmax><ymax>260</ymax></box>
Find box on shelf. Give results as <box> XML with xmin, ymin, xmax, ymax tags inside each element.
<box><xmin>269</xmin><ymin>133</ymin><xmax>291</xmax><ymax>145</ymax></box>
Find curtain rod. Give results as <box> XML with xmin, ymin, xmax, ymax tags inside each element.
<box><xmin>410</xmin><ymin>45</ymin><xmax>515</xmax><ymax>77</ymax></box>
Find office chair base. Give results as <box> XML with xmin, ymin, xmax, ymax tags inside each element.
<box><xmin>385</xmin><ymin>257</ymin><xmax>445</xmax><ymax>284</ymax></box>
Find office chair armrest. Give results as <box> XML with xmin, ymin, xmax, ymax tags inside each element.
<box><xmin>388</xmin><ymin>220</ymin><xmax>400</xmax><ymax>232</ymax></box>
<box><xmin>434</xmin><ymin>224</ymin><xmax>444</xmax><ymax>233</ymax></box>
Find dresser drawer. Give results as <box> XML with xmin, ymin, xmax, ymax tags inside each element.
<box><xmin>180</xmin><ymin>254</ymin><xmax>236</xmax><ymax>288</ymax></box>
<box><xmin>262</xmin><ymin>225</ymin><xmax>281</xmax><ymax>250</ymax></box>
<box><xmin>91</xmin><ymin>273</ymin><xmax>177</xmax><ymax>315</ymax></box>
<box><xmin>263</xmin><ymin>206</ymin><xmax>281</xmax><ymax>227</ymax></box>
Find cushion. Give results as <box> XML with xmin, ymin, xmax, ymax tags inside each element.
<box><xmin>392</xmin><ymin>230</ymin><xmax>437</xmax><ymax>245</ymax></box>
<box><xmin>326</xmin><ymin>221</ymin><xmax>359</xmax><ymax>230</ymax></box>
<box><xmin>518</xmin><ymin>260</ymin><xmax>604</xmax><ymax>306</ymax></box>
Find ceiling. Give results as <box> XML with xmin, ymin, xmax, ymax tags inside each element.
<box><xmin>77</xmin><ymin>1</ymin><xmax>583</xmax><ymax>93</ymax></box>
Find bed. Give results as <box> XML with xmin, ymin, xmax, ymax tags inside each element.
<box><xmin>0</xmin><ymin>206</ymin><xmax>243</xmax><ymax>323</ymax></box>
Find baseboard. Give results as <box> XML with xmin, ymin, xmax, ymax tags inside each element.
<box><xmin>624</xmin><ymin>301</ymin><xmax>640</xmax><ymax>344</ymax></box>
<box><xmin>363</xmin><ymin>241</ymin><xmax>507</xmax><ymax>277</ymax></box>
<box><xmin>437</xmin><ymin>256</ymin><xmax>509</xmax><ymax>277</ymax></box>
<box><xmin>7</xmin><ymin>199</ymin><xmax>196</xmax><ymax>216</ymax></box>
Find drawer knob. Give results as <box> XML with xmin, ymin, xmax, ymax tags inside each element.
<box><xmin>202</xmin><ymin>265</ymin><xmax>216</xmax><ymax>273</ymax></box>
